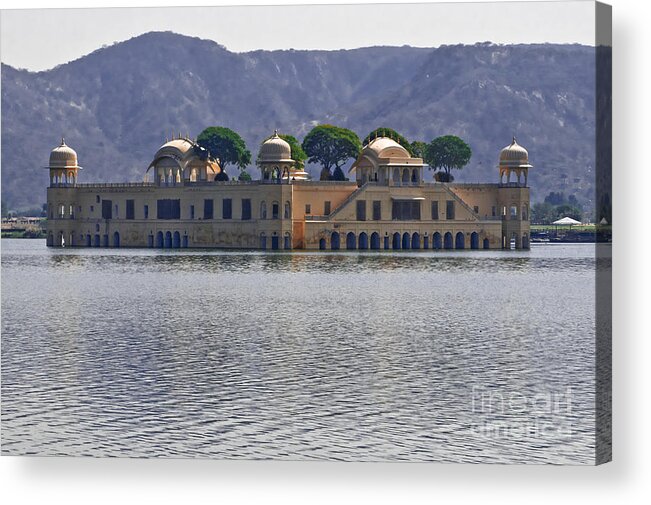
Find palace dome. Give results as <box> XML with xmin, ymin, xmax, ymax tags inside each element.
<box><xmin>499</xmin><ymin>137</ymin><xmax>530</xmax><ymax>165</ymax></box>
<box><xmin>49</xmin><ymin>138</ymin><xmax>79</xmax><ymax>168</ymax></box>
<box><xmin>365</xmin><ymin>137</ymin><xmax>410</xmax><ymax>158</ymax></box>
<box><xmin>259</xmin><ymin>131</ymin><xmax>294</xmax><ymax>163</ymax></box>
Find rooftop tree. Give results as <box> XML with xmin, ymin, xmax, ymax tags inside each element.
<box><xmin>424</xmin><ymin>135</ymin><xmax>472</xmax><ymax>182</ymax></box>
<box><xmin>301</xmin><ymin>124</ymin><xmax>361</xmax><ymax>181</ymax></box>
<box><xmin>410</xmin><ymin>141</ymin><xmax>428</xmax><ymax>159</ymax></box>
<box><xmin>197</xmin><ymin>126</ymin><xmax>252</xmax><ymax>181</ymax></box>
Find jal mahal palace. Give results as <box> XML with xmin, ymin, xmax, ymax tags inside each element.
<box><xmin>45</xmin><ymin>132</ymin><xmax>532</xmax><ymax>251</ymax></box>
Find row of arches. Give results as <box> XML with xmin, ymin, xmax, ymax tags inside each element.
<box><xmin>153</xmin><ymin>231</ymin><xmax>189</xmax><ymax>248</ymax></box>
<box><xmin>260</xmin><ymin>232</ymin><xmax>291</xmax><ymax>250</ymax></box>
<box><xmin>48</xmin><ymin>231</ymin><xmax>121</xmax><ymax>247</ymax></box>
<box><xmin>319</xmin><ymin>231</ymin><xmax>490</xmax><ymax>251</ymax></box>
<box><xmin>260</xmin><ymin>200</ymin><xmax>290</xmax><ymax>220</ymax></box>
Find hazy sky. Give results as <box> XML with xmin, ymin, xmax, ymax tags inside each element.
<box><xmin>1</xmin><ymin>1</ymin><xmax>596</xmax><ymax>71</ymax></box>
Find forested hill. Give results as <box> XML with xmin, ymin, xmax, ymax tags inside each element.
<box><xmin>1</xmin><ymin>31</ymin><xmax>598</xmax><ymax>211</ymax></box>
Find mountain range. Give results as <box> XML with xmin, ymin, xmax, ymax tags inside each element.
<box><xmin>1</xmin><ymin>31</ymin><xmax>599</xmax><ymax>212</ymax></box>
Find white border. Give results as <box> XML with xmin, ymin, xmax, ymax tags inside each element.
<box><xmin>1</xmin><ymin>1</ymin><xmax>650</xmax><ymax>504</ymax></box>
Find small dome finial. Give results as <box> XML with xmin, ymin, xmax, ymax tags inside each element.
<box><xmin>273</xmin><ymin>129</ymin><xmax>279</xmax><ymax>137</ymax></box>
<box><xmin>61</xmin><ymin>136</ymin><xmax>66</xmax><ymax>146</ymax></box>
<box><xmin>512</xmin><ymin>136</ymin><xmax>517</xmax><ymax>144</ymax></box>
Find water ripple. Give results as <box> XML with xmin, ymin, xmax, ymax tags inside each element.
<box><xmin>1</xmin><ymin>239</ymin><xmax>600</xmax><ymax>463</ymax></box>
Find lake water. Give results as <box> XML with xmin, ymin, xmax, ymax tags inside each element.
<box><xmin>1</xmin><ymin>239</ymin><xmax>599</xmax><ymax>463</ymax></box>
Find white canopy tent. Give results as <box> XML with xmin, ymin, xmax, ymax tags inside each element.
<box><xmin>553</xmin><ymin>216</ymin><xmax>581</xmax><ymax>225</ymax></box>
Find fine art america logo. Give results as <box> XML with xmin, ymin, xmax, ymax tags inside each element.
<box><xmin>469</xmin><ymin>386</ymin><xmax>574</xmax><ymax>439</ymax></box>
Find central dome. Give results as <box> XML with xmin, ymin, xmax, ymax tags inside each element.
<box><xmin>49</xmin><ymin>138</ymin><xmax>79</xmax><ymax>168</ymax></box>
<box><xmin>259</xmin><ymin>131</ymin><xmax>293</xmax><ymax>163</ymax></box>
<box><xmin>365</xmin><ymin>136</ymin><xmax>410</xmax><ymax>158</ymax></box>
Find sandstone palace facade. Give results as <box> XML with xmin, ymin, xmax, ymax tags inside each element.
<box><xmin>45</xmin><ymin>133</ymin><xmax>531</xmax><ymax>250</ymax></box>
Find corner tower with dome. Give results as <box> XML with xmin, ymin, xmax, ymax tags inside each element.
<box><xmin>45</xmin><ymin>131</ymin><xmax>531</xmax><ymax>250</ymax></box>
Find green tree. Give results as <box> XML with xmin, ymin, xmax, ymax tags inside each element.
<box><xmin>301</xmin><ymin>124</ymin><xmax>361</xmax><ymax>181</ymax></box>
<box><xmin>362</xmin><ymin>127</ymin><xmax>414</xmax><ymax>155</ymax></box>
<box><xmin>197</xmin><ymin>126</ymin><xmax>252</xmax><ymax>173</ymax></box>
<box><xmin>259</xmin><ymin>133</ymin><xmax>307</xmax><ymax>169</ymax></box>
<box><xmin>554</xmin><ymin>204</ymin><xmax>583</xmax><ymax>222</ymax></box>
<box><xmin>238</xmin><ymin>171</ymin><xmax>252</xmax><ymax>181</ymax></box>
<box><xmin>424</xmin><ymin>135</ymin><xmax>472</xmax><ymax>182</ymax></box>
<box><xmin>531</xmin><ymin>202</ymin><xmax>555</xmax><ymax>224</ymax></box>
<box><xmin>410</xmin><ymin>141</ymin><xmax>428</xmax><ymax>159</ymax></box>
<box><xmin>544</xmin><ymin>191</ymin><xmax>566</xmax><ymax>206</ymax></box>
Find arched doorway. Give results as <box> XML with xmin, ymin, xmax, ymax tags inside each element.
<box><xmin>284</xmin><ymin>233</ymin><xmax>291</xmax><ymax>249</ymax></box>
<box><xmin>173</xmin><ymin>231</ymin><xmax>181</xmax><ymax>248</ymax></box>
<box><xmin>346</xmin><ymin>232</ymin><xmax>356</xmax><ymax>250</ymax></box>
<box><xmin>470</xmin><ymin>232</ymin><xmax>479</xmax><ymax>250</ymax></box>
<box><xmin>102</xmin><ymin>234</ymin><xmax>109</xmax><ymax>247</ymax></box>
<box><xmin>271</xmin><ymin>235</ymin><xmax>279</xmax><ymax>250</ymax></box>
<box><xmin>260</xmin><ymin>234</ymin><xmax>267</xmax><ymax>249</ymax></box>
<box><xmin>411</xmin><ymin>232</ymin><xmax>420</xmax><ymax>249</ymax></box>
<box><xmin>113</xmin><ymin>231</ymin><xmax>120</xmax><ymax>248</ymax></box>
<box><xmin>444</xmin><ymin>232</ymin><xmax>453</xmax><ymax>250</ymax></box>
<box><xmin>319</xmin><ymin>238</ymin><xmax>326</xmax><ymax>250</ymax></box>
<box><xmin>402</xmin><ymin>232</ymin><xmax>410</xmax><ymax>249</ymax></box>
<box><xmin>392</xmin><ymin>232</ymin><xmax>401</xmax><ymax>250</ymax></box>
<box><xmin>455</xmin><ymin>232</ymin><xmax>465</xmax><ymax>249</ymax></box>
<box><xmin>165</xmin><ymin>231</ymin><xmax>172</xmax><ymax>248</ymax></box>
<box><xmin>359</xmin><ymin>232</ymin><xmax>368</xmax><ymax>250</ymax></box>
<box><xmin>433</xmin><ymin>232</ymin><xmax>442</xmax><ymax>250</ymax></box>
<box><xmin>331</xmin><ymin>232</ymin><xmax>340</xmax><ymax>250</ymax></box>
<box><xmin>156</xmin><ymin>231</ymin><xmax>164</xmax><ymax>248</ymax></box>
<box><xmin>483</xmin><ymin>238</ymin><xmax>490</xmax><ymax>250</ymax></box>
<box><xmin>94</xmin><ymin>234</ymin><xmax>100</xmax><ymax>247</ymax></box>
<box><xmin>183</xmin><ymin>235</ymin><xmax>189</xmax><ymax>248</ymax></box>
<box><xmin>370</xmin><ymin>232</ymin><xmax>380</xmax><ymax>250</ymax></box>
<box><xmin>86</xmin><ymin>234</ymin><xmax>92</xmax><ymax>247</ymax></box>
<box><xmin>402</xmin><ymin>170</ymin><xmax>410</xmax><ymax>185</ymax></box>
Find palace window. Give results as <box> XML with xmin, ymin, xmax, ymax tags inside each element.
<box><xmin>157</xmin><ymin>199</ymin><xmax>181</xmax><ymax>219</ymax></box>
<box><xmin>431</xmin><ymin>201</ymin><xmax>439</xmax><ymax>220</ymax></box>
<box><xmin>204</xmin><ymin>199</ymin><xmax>214</xmax><ymax>220</ymax></box>
<box><xmin>96</xmin><ymin>195</ymin><xmax>100</xmax><ymax>203</ymax></box>
<box><xmin>242</xmin><ymin>199</ymin><xmax>252</xmax><ymax>220</ymax></box>
<box><xmin>223</xmin><ymin>199</ymin><xmax>232</xmax><ymax>220</ymax></box>
<box><xmin>372</xmin><ymin>200</ymin><xmax>381</xmax><ymax>221</ymax></box>
<box><xmin>446</xmin><ymin>200</ymin><xmax>455</xmax><ymax>220</ymax></box>
<box><xmin>492</xmin><ymin>206</ymin><xmax>496</xmax><ymax>217</ymax></box>
<box><xmin>305</xmin><ymin>204</ymin><xmax>311</xmax><ymax>215</ymax></box>
<box><xmin>356</xmin><ymin>200</ymin><xmax>366</xmax><ymax>221</ymax></box>
<box><xmin>510</xmin><ymin>205</ymin><xmax>518</xmax><ymax>218</ymax></box>
<box><xmin>126</xmin><ymin>200</ymin><xmax>135</xmax><ymax>220</ymax></box>
<box><xmin>473</xmin><ymin>206</ymin><xmax>479</xmax><ymax>214</ymax></box>
<box><xmin>324</xmin><ymin>201</ymin><xmax>331</xmax><ymax>216</ymax></box>
<box><xmin>144</xmin><ymin>205</ymin><xmax>149</xmax><ymax>219</ymax></box>
<box><xmin>102</xmin><ymin>200</ymin><xmax>112</xmax><ymax>219</ymax></box>
<box><xmin>272</xmin><ymin>202</ymin><xmax>279</xmax><ymax>219</ymax></box>
<box><xmin>260</xmin><ymin>201</ymin><xmax>267</xmax><ymax>219</ymax></box>
<box><xmin>284</xmin><ymin>201</ymin><xmax>291</xmax><ymax>219</ymax></box>
<box><xmin>190</xmin><ymin>205</ymin><xmax>195</xmax><ymax>220</ymax></box>
<box><xmin>392</xmin><ymin>200</ymin><xmax>421</xmax><ymax>220</ymax></box>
